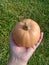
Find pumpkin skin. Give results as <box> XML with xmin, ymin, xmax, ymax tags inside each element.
<box><xmin>12</xmin><ymin>19</ymin><xmax>40</xmax><ymax>47</ymax></box>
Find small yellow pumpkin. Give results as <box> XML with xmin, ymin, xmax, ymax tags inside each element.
<box><xmin>12</xmin><ymin>19</ymin><xmax>40</xmax><ymax>47</ymax></box>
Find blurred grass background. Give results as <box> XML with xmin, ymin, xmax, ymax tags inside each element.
<box><xmin>0</xmin><ymin>0</ymin><xmax>49</xmax><ymax>65</ymax></box>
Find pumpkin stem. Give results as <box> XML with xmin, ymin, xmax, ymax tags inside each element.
<box><xmin>23</xmin><ymin>22</ymin><xmax>31</xmax><ymax>30</ymax></box>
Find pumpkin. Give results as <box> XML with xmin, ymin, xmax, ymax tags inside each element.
<box><xmin>12</xmin><ymin>19</ymin><xmax>40</xmax><ymax>47</ymax></box>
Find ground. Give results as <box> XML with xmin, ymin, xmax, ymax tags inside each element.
<box><xmin>0</xmin><ymin>0</ymin><xmax>49</xmax><ymax>65</ymax></box>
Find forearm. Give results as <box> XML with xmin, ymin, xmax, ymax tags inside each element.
<box><xmin>7</xmin><ymin>56</ymin><xmax>27</xmax><ymax>65</ymax></box>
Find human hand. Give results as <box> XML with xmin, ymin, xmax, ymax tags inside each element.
<box><xmin>10</xmin><ymin>31</ymin><xmax>43</xmax><ymax>65</ymax></box>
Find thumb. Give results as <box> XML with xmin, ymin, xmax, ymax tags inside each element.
<box><xmin>26</xmin><ymin>32</ymin><xmax>43</xmax><ymax>58</ymax></box>
<box><xmin>26</xmin><ymin>47</ymin><xmax>35</xmax><ymax>57</ymax></box>
<box><xmin>22</xmin><ymin>47</ymin><xmax>34</xmax><ymax>62</ymax></box>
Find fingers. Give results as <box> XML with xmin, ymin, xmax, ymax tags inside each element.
<box><xmin>10</xmin><ymin>29</ymin><xmax>14</xmax><ymax>43</ymax></box>
<box><xmin>10</xmin><ymin>30</ymin><xmax>26</xmax><ymax>52</ymax></box>
<box><xmin>10</xmin><ymin>29</ymin><xmax>17</xmax><ymax>51</ymax></box>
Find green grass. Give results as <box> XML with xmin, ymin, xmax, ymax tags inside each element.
<box><xmin>0</xmin><ymin>0</ymin><xmax>49</xmax><ymax>65</ymax></box>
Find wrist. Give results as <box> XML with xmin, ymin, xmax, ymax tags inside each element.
<box><xmin>8</xmin><ymin>56</ymin><xmax>27</xmax><ymax>65</ymax></box>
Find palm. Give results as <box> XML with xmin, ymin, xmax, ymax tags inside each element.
<box><xmin>10</xmin><ymin>31</ymin><xmax>43</xmax><ymax>62</ymax></box>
